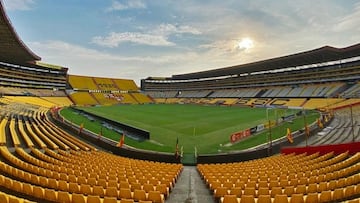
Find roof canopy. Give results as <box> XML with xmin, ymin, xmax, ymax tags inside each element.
<box><xmin>172</xmin><ymin>43</ymin><xmax>360</xmax><ymax>80</ymax></box>
<box><xmin>0</xmin><ymin>1</ymin><xmax>41</xmax><ymax>65</ymax></box>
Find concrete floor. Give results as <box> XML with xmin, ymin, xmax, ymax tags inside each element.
<box><xmin>166</xmin><ymin>166</ymin><xmax>216</xmax><ymax>203</ymax></box>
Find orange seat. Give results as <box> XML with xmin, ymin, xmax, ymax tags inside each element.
<box><xmin>222</xmin><ymin>194</ymin><xmax>239</xmax><ymax>203</ymax></box>
<box><xmin>105</xmin><ymin>186</ymin><xmax>118</xmax><ymax>198</ymax></box>
<box><xmin>119</xmin><ymin>188</ymin><xmax>133</xmax><ymax>199</ymax></box>
<box><xmin>271</xmin><ymin>187</ymin><xmax>283</xmax><ymax>198</ymax></box>
<box><xmin>319</xmin><ymin>190</ymin><xmax>332</xmax><ymax>203</ymax></box>
<box><xmin>71</xmin><ymin>193</ymin><xmax>86</xmax><ymax>203</ymax></box>
<box><xmin>87</xmin><ymin>195</ymin><xmax>101</xmax><ymax>203</ymax></box>
<box><xmin>239</xmin><ymin>195</ymin><xmax>255</xmax><ymax>203</ymax></box>
<box><xmin>93</xmin><ymin>186</ymin><xmax>105</xmax><ymax>197</ymax></box>
<box><xmin>257</xmin><ymin>195</ymin><xmax>271</xmax><ymax>203</ymax></box>
<box><xmin>305</xmin><ymin>193</ymin><xmax>318</xmax><ymax>203</ymax></box>
<box><xmin>290</xmin><ymin>193</ymin><xmax>304</xmax><ymax>203</ymax></box>
<box><xmin>57</xmin><ymin>191</ymin><xmax>71</xmax><ymax>203</ymax></box>
<box><xmin>80</xmin><ymin>184</ymin><xmax>92</xmax><ymax>196</ymax></box>
<box><xmin>133</xmin><ymin>189</ymin><xmax>147</xmax><ymax>202</ymax></box>
<box><xmin>148</xmin><ymin>191</ymin><xmax>164</xmax><ymax>203</ymax></box>
<box><xmin>274</xmin><ymin>194</ymin><xmax>289</xmax><ymax>203</ymax></box>
<box><xmin>103</xmin><ymin>197</ymin><xmax>118</xmax><ymax>203</ymax></box>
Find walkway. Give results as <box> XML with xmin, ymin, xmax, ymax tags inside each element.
<box><xmin>166</xmin><ymin>166</ymin><xmax>215</xmax><ymax>203</ymax></box>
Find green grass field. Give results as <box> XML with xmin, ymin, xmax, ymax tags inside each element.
<box><xmin>60</xmin><ymin>104</ymin><xmax>319</xmax><ymax>154</ymax></box>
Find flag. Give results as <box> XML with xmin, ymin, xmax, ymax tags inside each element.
<box><xmin>78</xmin><ymin>123</ymin><xmax>84</xmax><ymax>134</ymax></box>
<box><xmin>286</xmin><ymin>128</ymin><xmax>293</xmax><ymax>143</ymax></box>
<box><xmin>117</xmin><ymin>134</ymin><xmax>125</xmax><ymax>147</ymax></box>
<box><xmin>98</xmin><ymin>128</ymin><xmax>103</xmax><ymax>139</ymax></box>
<box><xmin>175</xmin><ymin>137</ymin><xmax>179</xmax><ymax>158</ymax></box>
<box><xmin>317</xmin><ymin>118</ymin><xmax>323</xmax><ymax>129</ymax></box>
<box><xmin>305</xmin><ymin>124</ymin><xmax>310</xmax><ymax>137</ymax></box>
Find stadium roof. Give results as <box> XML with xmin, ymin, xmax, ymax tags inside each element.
<box><xmin>0</xmin><ymin>1</ymin><xmax>41</xmax><ymax>65</ymax></box>
<box><xmin>171</xmin><ymin>43</ymin><xmax>360</xmax><ymax>80</ymax></box>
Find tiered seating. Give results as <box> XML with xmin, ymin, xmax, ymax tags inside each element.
<box><xmin>198</xmin><ymin>152</ymin><xmax>360</xmax><ymax>203</ymax></box>
<box><xmin>68</xmin><ymin>92</ymin><xmax>99</xmax><ymax>106</ymax></box>
<box><xmin>113</xmin><ymin>79</ymin><xmax>138</xmax><ymax>91</ymax></box>
<box><xmin>68</xmin><ymin>75</ymin><xmax>98</xmax><ymax>90</ymax></box>
<box><xmin>302</xmin><ymin>98</ymin><xmax>344</xmax><ymax>110</ymax></box>
<box><xmin>4</xmin><ymin>96</ymin><xmax>58</xmax><ymax>108</ymax></box>
<box><xmin>131</xmin><ymin>93</ymin><xmax>152</xmax><ymax>104</ymax></box>
<box><xmin>40</xmin><ymin>97</ymin><xmax>73</xmax><ymax>107</ymax></box>
<box><xmin>0</xmin><ymin>101</ymin><xmax>183</xmax><ymax>203</ymax></box>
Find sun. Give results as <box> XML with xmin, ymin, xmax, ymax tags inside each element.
<box><xmin>238</xmin><ymin>37</ymin><xmax>254</xmax><ymax>50</ymax></box>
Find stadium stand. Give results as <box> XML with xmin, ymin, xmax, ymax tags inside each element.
<box><xmin>67</xmin><ymin>75</ymin><xmax>152</xmax><ymax>106</ymax></box>
<box><xmin>0</xmin><ymin>0</ymin><xmax>360</xmax><ymax>202</ymax></box>
<box><xmin>198</xmin><ymin>151</ymin><xmax>360</xmax><ymax>203</ymax></box>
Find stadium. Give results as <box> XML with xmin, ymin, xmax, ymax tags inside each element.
<box><xmin>0</xmin><ymin>1</ymin><xmax>359</xmax><ymax>203</ymax></box>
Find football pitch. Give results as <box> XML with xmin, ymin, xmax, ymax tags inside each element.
<box><xmin>60</xmin><ymin>104</ymin><xmax>319</xmax><ymax>154</ymax></box>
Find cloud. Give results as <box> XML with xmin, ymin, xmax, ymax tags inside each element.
<box><xmin>92</xmin><ymin>23</ymin><xmax>201</xmax><ymax>47</ymax></box>
<box><xmin>333</xmin><ymin>2</ymin><xmax>360</xmax><ymax>33</ymax></box>
<box><xmin>2</xmin><ymin>0</ymin><xmax>35</xmax><ymax>11</ymax></box>
<box><xmin>92</xmin><ymin>32</ymin><xmax>174</xmax><ymax>47</ymax></box>
<box><xmin>28</xmin><ymin>40</ymin><xmax>201</xmax><ymax>83</ymax></box>
<box><xmin>107</xmin><ymin>0</ymin><xmax>146</xmax><ymax>12</ymax></box>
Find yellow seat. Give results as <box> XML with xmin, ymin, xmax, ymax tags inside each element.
<box><xmin>307</xmin><ymin>184</ymin><xmax>317</xmax><ymax>193</ymax></box>
<box><xmin>143</xmin><ymin>183</ymin><xmax>155</xmax><ymax>193</ymax></box>
<box><xmin>271</xmin><ymin>187</ymin><xmax>283</xmax><ymax>198</ymax></box>
<box><xmin>229</xmin><ymin>187</ymin><xmax>242</xmax><ymax>197</ymax></box>
<box><xmin>97</xmin><ymin>179</ymin><xmax>107</xmax><ymax>188</ymax></box>
<box><xmin>119</xmin><ymin>188</ymin><xmax>133</xmax><ymax>199</ymax></box>
<box><xmin>332</xmin><ymin>188</ymin><xmax>344</xmax><ymax>201</ymax></box>
<box><xmin>148</xmin><ymin>190</ymin><xmax>164</xmax><ymax>203</ymax></box>
<box><xmin>87</xmin><ymin>178</ymin><xmax>97</xmax><ymax>186</ymax></box>
<box><xmin>258</xmin><ymin>187</ymin><xmax>270</xmax><ymax>196</ymax></box>
<box><xmin>239</xmin><ymin>195</ymin><xmax>255</xmax><ymax>203</ymax></box>
<box><xmin>221</xmin><ymin>194</ymin><xmax>239</xmax><ymax>203</ymax></box>
<box><xmin>243</xmin><ymin>187</ymin><xmax>256</xmax><ymax>196</ymax></box>
<box><xmin>44</xmin><ymin>188</ymin><xmax>57</xmax><ymax>202</ymax></box>
<box><xmin>0</xmin><ymin>193</ymin><xmax>8</xmax><ymax>203</ymax></box>
<box><xmin>317</xmin><ymin>182</ymin><xmax>327</xmax><ymax>192</ymax></box>
<box><xmin>93</xmin><ymin>186</ymin><xmax>105</xmax><ymax>197</ymax></box>
<box><xmin>71</xmin><ymin>193</ymin><xmax>86</xmax><ymax>203</ymax></box>
<box><xmin>214</xmin><ymin>186</ymin><xmax>229</xmax><ymax>198</ymax></box>
<box><xmin>133</xmin><ymin>189</ymin><xmax>147</xmax><ymax>202</ymax></box>
<box><xmin>108</xmin><ymin>180</ymin><xmax>118</xmax><ymax>188</ymax></box>
<box><xmin>69</xmin><ymin>182</ymin><xmax>80</xmax><ymax>193</ymax></box>
<box><xmin>155</xmin><ymin>183</ymin><xmax>169</xmax><ymax>197</ymax></box>
<box><xmin>258</xmin><ymin>181</ymin><xmax>268</xmax><ymax>188</ymax></box>
<box><xmin>257</xmin><ymin>195</ymin><xmax>271</xmax><ymax>203</ymax></box>
<box><xmin>319</xmin><ymin>190</ymin><xmax>332</xmax><ymax>203</ymax></box>
<box><xmin>12</xmin><ymin>181</ymin><xmax>22</xmax><ymax>193</ymax></box>
<box><xmin>80</xmin><ymin>184</ymin><xmax>92</xmax><ymax>196</ymax></box>
<box><xmin>33</xmin><ymin>186</ymin><xmax>44</xmax><ymax>199</ymax></box>
<box><xmin>295</xmin><ymin>185</ymin><xmax>306</xmax><ymax>194</ymax></box>
<box><xmin>305</xmin><ymin>193</ymin><xmax>318</xmax><ymax>203</ymax></box>
<box><xmin>87</xmin><ymin>195</ymin><xmax>101</xmax><ymax>203</ymax></box>
<box><xmin>22</xmin><ymin>183</ymin><xmax>33</xmax><ymax>196</ymax></box>
<box><xmin>344</xmin><ymin>185</ymin><xmax>356</xmax><ymax>198</ymax></box>
<box><xmin>290</xmin><ymin>193</ymin><xmax>304</xmax><ymax>203</ymax></box>
<box><xmin>274</xmin><ymin>194</ymin><xmax>289</xmax><ymax>203</ymax></box>
<box><xmin>121</xmin><ymin>199</ymin><xmax>135</xmax><ymax>203</ymax></box>
<box><xmin>58</xmin><ymin>191</ymin><xmax>71</xmax><ymax>203</ymax></box>
<box><xmin>284</xmin><ymin>186</ymin><xmax>295</xmax><ymax>197</ymax></box>
<box><xmin>8</xmin><ymin>196</ymin><xmax>22</xmax><ymax>203</ymax></box>
<box><xmin>105</xmin><ymin>186</ymin><xmax>118</xmax><ymax>198</ymax></box>
<box><xmin>103</xmin><ymin>197</ymin><xmax>118</xmax><ymax>203</ymax></box>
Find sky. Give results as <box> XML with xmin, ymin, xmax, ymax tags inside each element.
<box><xmin>2</xmin><ymin>0</ymin><xmax>360</xmax><ymax>85</ymax></box>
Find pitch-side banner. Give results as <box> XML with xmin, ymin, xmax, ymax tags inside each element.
<box><xmin>230</xmin><ymin>128</ymin><xmax>251</xmax><ymax>143</ymax></box>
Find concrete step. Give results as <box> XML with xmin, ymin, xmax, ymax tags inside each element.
<box><xmin>166</xmin><ymin>166</ymin><xmax>215</xmax><ymax>203</ymax></box>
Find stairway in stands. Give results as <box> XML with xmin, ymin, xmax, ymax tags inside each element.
<box><xmin>166</xmin><ymin>166</ymin><xmax>215</xmax><ymax>203</ymax></box>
